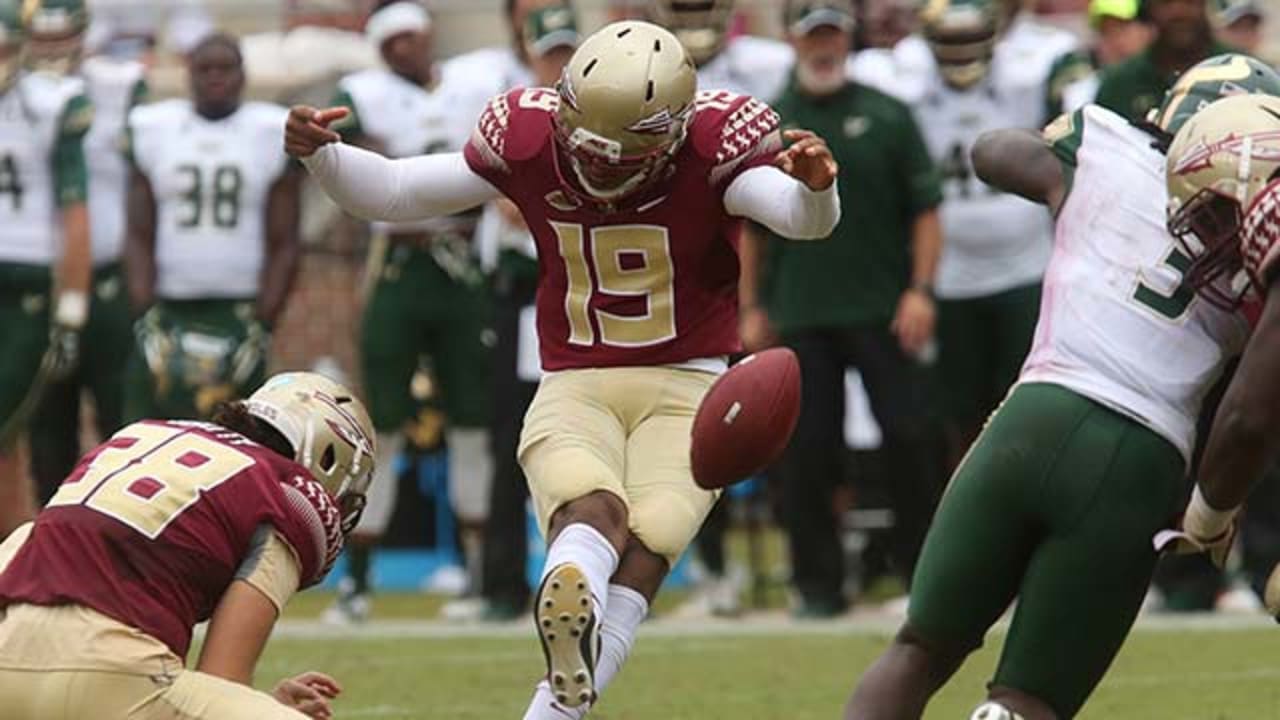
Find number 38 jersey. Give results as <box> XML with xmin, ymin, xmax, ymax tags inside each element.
<box><xmin>128</xmin><ymin>99</ymin><xmax>291</xmax><ymax>300</ymax></box>
<box><xmin>464</xmin><ymin>87</ymin><xmax>781</xmax><ymax>372</ymax></box>
<box><xmin>0</xmin><ymin>420</ymin><xmax>342</xmax><ymax>659</ymax></box>
<box><xmin>1020</xmin><ymin>105</ymin><xmax>1249</xmax><ymax>462</ymax></box>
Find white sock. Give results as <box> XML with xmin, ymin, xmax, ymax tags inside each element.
<box><xmin>594</xmin><ymin>584</ymin><xmax>648</xmax><ymax>692</ymax></box>
<box><xmin>522</xmin><ymin>681</ymin><xmax>585</xmax><ymax>720</ymax></box>
<box><xmin>521</xmin><ymin>584</ymin><xmax>648</xmax><ymax>720</ymax></box>
<box><xmin>541</xmin><ymin>523</ymin><xmax>619</xmax><ymax>617</ymax></box>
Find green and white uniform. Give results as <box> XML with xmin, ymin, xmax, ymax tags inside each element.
<box><xmin>28</xmin><ymin>57</ymin><xmax>145</xmax><ymax>497</ymax></box>
<box><xmin>332</xmin><ymin>67</ymin><xmax>492</xmax><ymax>434</ymax></box>
<box><xmin>123</xmin><ymin>98</ymin><xmax>291</xmax><ymax>421</ymax></box>
<box><xmin>0</xmin><ymin>70</ymin><xmax>89</xmax><ymax>443</ymax></box>
<box><xmin>907</xmin><ymin>105</ymin><xmax>1249</xmax><ymax>718</ymax></box>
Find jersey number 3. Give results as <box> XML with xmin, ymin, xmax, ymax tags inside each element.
<box><xmin>1133</xmin><ymin>247</ymin><xmax>1196</xmax><ymax>321</ymax></box>
<box><xmin>48</xmin><ymin>424</ymin><xmax>254</xmax><ymax>539</ymax></box>
<box><xmin>552</xmin><ymin>223</ymin><xmax>677</xmax><ymax>348</ymax></box>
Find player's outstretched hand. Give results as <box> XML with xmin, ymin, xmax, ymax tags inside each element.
<box><xmin>775</xmin><ymin>129</ymin><xmax>838</xmax><ymax>192</ymax></box>
<box><xmin>273</xmin><ymin>671</ymin><xmax>342</xmax><ymax>719</ymax></box>
<box><xmin>285</xmin><ymin>106</ymin><xmax>349</xmax><ymax>158</ymax></box>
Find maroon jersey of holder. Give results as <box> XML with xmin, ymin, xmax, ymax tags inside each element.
<box><xmin>0</xmin><ymin>420</ymin><xmax>342</xmax><ymax>658</ymax></box>
<box><xmin>464</xmin><ymin>86</ymin><xmax>782</xmax><ymax>371</ymax></box>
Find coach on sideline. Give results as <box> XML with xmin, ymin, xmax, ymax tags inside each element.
<box><xmin>741</xmin><ymin>0</ymin><xmax>946</xmax><ymax>617</ymax></box>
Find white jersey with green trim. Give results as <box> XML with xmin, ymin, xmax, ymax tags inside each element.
<box><xmin>83</xmin><ymin>56</ymin><xmax>145</xmax><ymax>265</ymax></box>
<box><xmin>0</xmin><ymin>72</ymin><xmax>85</xmax><ymax>266</ymax></box>
<box><xmin>1020</xmin><ymin>104</ymin><xmax>1249</xmax><ymax>463</ymax></box>
<box><xmin>128</xmin><ymin>99</ymin><xmax>290</xmax><ymax>300</ymax></box>
<box><xmin>697</xmin><ymin>35</ymin><xmax>794</xmax><ymax>103</ymax></box>
<box><xmin>336</xmin><ymin>67</ymin><xmax>484</xmax><ymax>236</ymax></box>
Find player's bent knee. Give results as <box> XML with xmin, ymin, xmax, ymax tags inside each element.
<box><xmin>894</xmin><ymin>624</ymin><xmax>974</xmax><ymax>683</ymax></box>
<box><xmin>144</xmin><ymin>671</ymin><xmax>309</xmax><ymax>719</ymax></box>
<box><xmin>628</xmin><ymin>492</ymin><xmax>709</xmax><ymax>563</ymax></box>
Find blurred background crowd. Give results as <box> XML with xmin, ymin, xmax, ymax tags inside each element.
<box><xmin>4</xmin><ymin>0</ymin><xmax>1279</xmax><ymax>626</ymax></box>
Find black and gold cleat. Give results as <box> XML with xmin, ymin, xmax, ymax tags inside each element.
<box><xmin>535</xmin><ymin>563</ymin><xmax>600</xmax><ymax>709</ymax></box>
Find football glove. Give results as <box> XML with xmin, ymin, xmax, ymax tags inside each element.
<box><xmin>1153</xmin><ymin>486</ymin><xmax>1239</xmax><ymax>569</ymax></box>
<box><xmin>47</xmin><ymin>290</ymin><xmax>88</xmax><ymax>380</ymax></box>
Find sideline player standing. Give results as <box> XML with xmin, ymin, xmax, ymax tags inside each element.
<box><xmin>322</xmin><ymin>0</ymin><xmax>494</xmax><ymax>624</ymax></box>
<box><xmin>286</xmin><ymin>20</ymin><xmax>839</xmax><ymax>717</ymax></box>
<box><xmin>22</xmin><ymin>0</ymin><xmax>147</xmax><ymax>505</ymax></box>
<box><xmin>844</xmin><ymin>55</ymin><xmax>1279</xmax><ymax>720</ymax></box>
<box><xmin>0</xmin><ymin>372</ymin><xmax>375</xmax><ymax>719</ymax></box>
<box><xmin>124</xmin><ymin>33</ymin><xmax>301</xmax><ymax>422</ymax></box>
<box><xmin>0</xmin><ymin>0</ymin><xmax>92</xmax><ymax>535</ymax></box>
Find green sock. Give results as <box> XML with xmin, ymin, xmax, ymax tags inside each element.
<box><xmin>348</xmin><ymin>545</ymin><xmax>371</xmax><ymax>596</ymax></box>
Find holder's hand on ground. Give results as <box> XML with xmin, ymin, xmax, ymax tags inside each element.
<box><xmin>285</xmin><ymin>106</ymin><xmax>349</xmax><ymax>158</ymax></box>
<box><xmin>273</xmin><ymin>672</ymin><xmax>342</xmax><ymax>719</ymax></box>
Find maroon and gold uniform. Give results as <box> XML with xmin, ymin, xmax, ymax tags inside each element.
<box><xmin>0</xmin><ymin>419</ymin><xmax>341</xmax><ymax>658</ymax></box>
<box><xmin>464</xmin><ymin>86</ymin><xmax>781</xmax><ymax>371</ymax></box>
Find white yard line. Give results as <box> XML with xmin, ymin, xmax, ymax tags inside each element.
<box><xmin>269</xmin><ymin>611</ymin><xmax>1277</xmax><ymax>641</ymax></box>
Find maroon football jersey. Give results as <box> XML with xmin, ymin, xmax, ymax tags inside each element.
<box><xmin>0</xmin><ymin>420</ymin><xmax>342</xmax><ymax>658</ymax></box>
<box><xmin>464</xmin><ymin>87</ymin><xmax>782</xmax><ymax>371</ymax></box>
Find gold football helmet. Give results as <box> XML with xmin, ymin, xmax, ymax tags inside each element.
<box><xmin>553</xmin><ymin>20</ymin><xmax>697</xmax><ymax>210</ymax></box>
<box><xmin>245</xmin><ymin>372</ymin><xmax>377</xmax><ymax>534</ymax></box>
<box><xmin>921</xmin><ymin>0</ymin><xmax>998</xmax><ymax>90</ymax></box>
<box><xmin>1166</xmin><ymin>93</ymin><xmax>1280</xmax><ymax>309</ymax></box>
<box><xmin>648</xmin><ymin>0</ymin><xmax>734</xmax><ymax>66</ymax></box>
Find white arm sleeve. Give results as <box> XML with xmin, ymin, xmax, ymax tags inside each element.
<box><xmin>301</xmin><ymin>143</ymin><xmax>503</xmax><ymax>224</ymax></box>
<box><xmin>724</xmin><ymin>166</ymin><xmax>841</xmax><ymax>240</ymax></box>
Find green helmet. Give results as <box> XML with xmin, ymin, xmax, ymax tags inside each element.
<box><xmin>0</xmin><ymin>0</ymin><xmax>25</xmax><ymax>91</ymax></box>
<box><xmin>1150</xmin><ymin>54</ymin><xmax>1280</xmax><ymax>137</ymax></box>
<box><xmin>24</xmin><ymin>0</ymin><xmax>88</xmax><ymax>75</ymax></box>
<box><xmin>921</xmin><ymin>0</ymin><xmax>999</xmax><ymax>90</ymax></box>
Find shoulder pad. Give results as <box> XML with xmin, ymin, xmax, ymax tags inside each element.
<box><xmin>278</xmin><ymin>472</ymin><xmax>345</xmax><ymax>586</ymax></box>
<box><xmin>690</xmin><ymin>91</ymin><xmax>781</xmax><ymax>169</ymax></box>
<box><xmin>469</xmin><ymin>87</ymin><xmax>556</xmax><ymax>172</ymax></box>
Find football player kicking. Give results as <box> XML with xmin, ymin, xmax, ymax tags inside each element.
<box><xmin>0</xmin><ymin>371</ymin><xmax>376</xmax><ymax>719</ymax></box>
<box><xmin>844</xmin><ymin>54</ymin><xmax>1280</xmax><ymax>720</ymax></box>
<box><xmin>286</xmin><ymin>20</ymin><xmax>839</xmax><ymax>718</ymax></box>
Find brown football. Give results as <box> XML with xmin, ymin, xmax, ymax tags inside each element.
<box><xmin>690</xmin><ymin>348</ymin><xmax>802</xmax><ymax>490</ymax></box>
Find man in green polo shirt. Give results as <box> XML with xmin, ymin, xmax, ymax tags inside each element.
<box><xmin>1095</xmin><ymin>0</ymin><xmax>1235</xmax><ymax>121</ymax></box>
<box><xmin>742</xmin><ymin>0</ymin><xmax>945</xmax><ymax>618</ymax></box>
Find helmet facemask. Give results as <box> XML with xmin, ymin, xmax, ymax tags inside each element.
<box><xmin>922</xmin><ymin>0</ymin><xmax>997</xmax><ymax>90</ymax></box>
<box><xmin>552</xmin><ymin>82</ymin><xmax>693</xmax><ymax>207</ymax></box>
<box><xmin>1167</xmin><ymin>186</ymin><xmax>1250</xmax><ymax>310</ymax></box>
<box><xmin>24</xmin><ymin>2</ymin><xmax>87</xmax><ymax>76</ymax></box>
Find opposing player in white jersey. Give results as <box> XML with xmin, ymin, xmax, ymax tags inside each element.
<box><xmin>844</xmin><ymin>54</ymin><xmax>1279</xmax><ymax>720</ymax></box>
<box><xmin>21</xmin><ymin>0</ymin><xmax>147</xmax><ymax>508</ymax></box>
<box><xmin>319</xmin><ymin>0</ymin><xmax>499</xmax><ymax>625</ymax></box>
<box><xmin>650</xmin><ymin>0</ymin><xmax>794</xmax><ymax>103</ymax></box>
<box><xmin>124</xmin><ymin>33</ymin><xmax>301</xmax><ymax>424</ymax></box>
<box><xmin>854</xmin><ymin>0</ymin><xmax>1076</xmax><ymax>462</ymax></box>
<box><xmin>429</xmin><ymin>0</ymin><xmax>582</xmax><ymax>625</ymax></box>
<box><xmin>0</xmin><ymin>0</ymin><xmax>92</xmax><ymax>536</ymax></box>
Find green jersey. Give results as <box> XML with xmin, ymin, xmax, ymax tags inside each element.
<box><xmin>762</xmin><ymin>81</ymin><xmax>941</xmax><ymax>331</ymax></box>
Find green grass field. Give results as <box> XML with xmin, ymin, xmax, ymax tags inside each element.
<box><xmin>249</xmin><ymin>593</ymin><xmax>1280</xmax><ymax>719</ymax></box>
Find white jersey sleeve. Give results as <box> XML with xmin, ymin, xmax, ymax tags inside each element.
<box><xmin>0</xmin><ymin>72</ymin><xmax>88</xmax><ymax>266</ymax></box>
<box><xmin>130</xmin><ymin>100</ymin><xmax>292</xmax><ymax>300</ymax></box>
<box><xmin>1020</xmin><ymin>105</ymin><xmax>1249</xmax><ymax>462</ymax></box>
<box><xmin>82</xmin><ymin>56</ymin><xmax>146</xmax><ymax>265</ymax></box>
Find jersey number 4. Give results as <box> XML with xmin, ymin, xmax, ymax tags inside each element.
<box><xmin>553</xmin><ymin>223</ymin><xmax>677</xmax><ymax>348</ymax></box>
<box><xmin>0</xmin><ymin>153</ymin><xmax>23</xmax><ymax>212</ymax></box>
<box><xmin>48</xmin><ymin>424</ymin><xmax>255</xmax><ymax>539</ymax></box>
<box><xmin>176</xmin><ymin>164</ymin><xmax>243</xmax><ymax>229</ymax></box>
